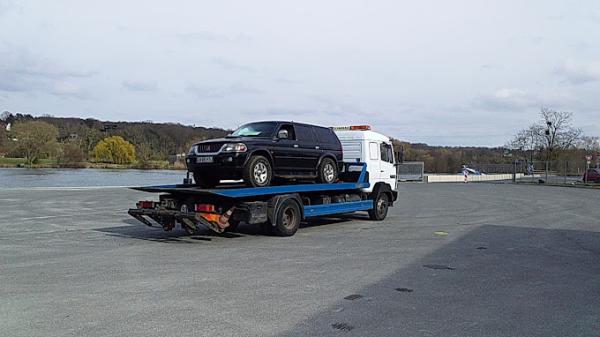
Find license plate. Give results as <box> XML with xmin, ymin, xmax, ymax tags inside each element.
<box><xmin>196</xmin><ymin>156</ymin><xmax>213</xmax><ymax>163</ymax></box>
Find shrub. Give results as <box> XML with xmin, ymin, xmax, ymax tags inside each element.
<box><xmin>91</xmin><ymin>136</ymin><xmax>135</xmax><ymax>164</ymax></box>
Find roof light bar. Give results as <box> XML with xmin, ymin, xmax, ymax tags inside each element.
<box><xmin>331</xmin><ymin>125</ymin><xmax>371</xmax><ymax>131</ymax></box>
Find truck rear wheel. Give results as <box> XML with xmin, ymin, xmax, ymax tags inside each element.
<box><xmin>368</xmin><ymin>192</ymin><xmax>389</xmax><ymax>221</ymax></box>
<box><xmin>272</xmin><ymin>199</ymin><xmax>301</xmax><ymax>236</ymax></box>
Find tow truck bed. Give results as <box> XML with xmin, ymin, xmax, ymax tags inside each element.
<box><xmin>128</xmin><ymin>163</ymin><xmax>393</xmax><ymax>236</ymax></box>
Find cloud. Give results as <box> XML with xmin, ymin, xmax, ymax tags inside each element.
<box><xmin>473</xmin><ymin>88</ymin><xmax>539</xmax><ymax>111</ymax></box>
<box><xmin>554</xmin><ymin>59</ymin><xmax>600</xmax><ymax>85</ymax></box>
<box><xmin>176</xmin><ymin>31</ymin><xmax>252</xmax><ymax>43</ymax></box>
<box><xmin>0</xmin><ymin>0</ymin><xmax>21</xmax><ymax>16</ymax></box>
<box><xmin>185</xmin><ymin>83</ymin><xmax>263</xmax><ymax>98</ymax></box>
<box><xmin>0</xmin><ymin>47</ymin><xmax>94</xmax><ymax>98</ymax></box>
<box><xmin>122</xmin><ymin>81</ymin><xmax>157</xmax><ymax>92</ymax></box>
<box><xmin>211</xmin><ymin>57</ymin><xmax>254</xmax><ymax>72</ymax></box>
<box><xmin>473</xmin><ymin>87</ymin><xmax>576</xmax><ymax>113</ymax></box>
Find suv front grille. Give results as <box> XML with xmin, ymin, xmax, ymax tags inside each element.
<box><xmin>196</xmin><ymin>143</ymin><xmax>224</xmax><ymax>153</ymax></box>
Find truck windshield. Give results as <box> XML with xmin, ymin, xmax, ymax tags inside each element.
<box><xmin>230</xmin><ymin>122</ymin><xmax>276</xmax><ymax>137</ymax></box>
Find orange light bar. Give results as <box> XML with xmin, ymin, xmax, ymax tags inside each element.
<box><xmin>332</xmin><ymin>125</ymin><xmax>371</xmax><ymax>131</ymax></box>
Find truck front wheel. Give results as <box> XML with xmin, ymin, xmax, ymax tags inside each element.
<box><xmin>368</xmin><ymin>193</ymin><xmax>389</xmax><ymax>221</ymax></box>
<box><xmin>272</xmin><ymin>199</ymin><xmax>301</xmax><ymax>236</ymax></box>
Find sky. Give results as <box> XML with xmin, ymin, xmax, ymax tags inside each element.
<box><xmin>0</xmin><ymin>0</ymin><xmax>599</xmax><ymax>146</ymax></box>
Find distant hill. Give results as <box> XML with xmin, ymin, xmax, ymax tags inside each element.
<box><xmin>1</xmin><ymin>112</ymin><xmax>229</xmax><ymax>158</ymax></box>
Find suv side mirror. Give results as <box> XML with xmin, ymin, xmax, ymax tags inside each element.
<box><xmin>277</xmin><ymin>129</ymin><xmax>289</xmax><ymax>139</ymax></box>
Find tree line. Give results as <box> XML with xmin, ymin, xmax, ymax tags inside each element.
<box><xmin>0</xmin><ymin>112</ymin><xmax>228</xmax><ymax>167</ymax></box>
<box><xmin>0</xmin><ymin>108</ymin><xmax>598</xmax><ymax>171</ymax></box>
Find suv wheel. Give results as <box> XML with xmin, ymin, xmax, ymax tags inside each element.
<box><xmin>193</xmin><ymin>172</ymin><xmax>220</xmax><ymax>188</ymax></box>
<box><xmin>243</xmin><ymin>155</ymin><xmax>272</xmax><ymax>187</ymax></box>
<box><xmin>317</xmin><ymin>158</ymin><xmax>338</xmax><ymax>184</ymax></box>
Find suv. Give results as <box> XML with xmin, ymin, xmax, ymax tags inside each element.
<box><xmin>186</xmin><ymin>121</ymin><xmax>343</xmax><ymax>188</ymax></box>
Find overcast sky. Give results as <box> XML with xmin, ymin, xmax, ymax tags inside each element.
<box><xmin>1</xmin><ymin>0</ymin><xmax>599</xmax><ymax>146</ymax></box>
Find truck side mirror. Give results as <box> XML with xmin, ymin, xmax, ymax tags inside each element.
<box><xmin>277</xmin><ymin>129</ymin><xmax>289</xmax><ymax>139</ymax></box>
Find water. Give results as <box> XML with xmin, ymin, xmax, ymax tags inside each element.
<box><xmin>0</xmin><ymin>168</ymin><xmax>186</xmax><ymax>188</ymax></box>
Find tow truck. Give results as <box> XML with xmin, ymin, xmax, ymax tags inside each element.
<box><xmin>128</xmin><ymin>125</ymin><xmax>398</xmax><ymax>236</ymax></box>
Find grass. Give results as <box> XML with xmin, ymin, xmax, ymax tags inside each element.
<box><xmin>0</xmin><ymin>157</ymin><xmax>184</xmax><ymax>170</ymax></box>
<box><xmin>0</xmin><ymin>157</ymin><xmax>56</xmax><ymax>167</ymax></box>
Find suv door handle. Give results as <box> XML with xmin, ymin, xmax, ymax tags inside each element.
<box><xmin>315</xmin><ymin>146</ymin><xmax>320</xmax><ymax>149</ymax></box>
<box><xmin>390</xmin><ymin>174</ymin><xmax>396</xmax><ymax>178</ymax></box>
<box><xmin>293</xmin><ymin>144</ymin><xmax>299</xmax><ymax>148</ymax></box>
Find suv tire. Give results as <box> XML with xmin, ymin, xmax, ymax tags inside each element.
<box><xmin>193</xmin><ymin>172</ymin><xmax>220</xmax><ymax>188</ymax></box>
<box><xmin>317</xmin><ymin>158</ymin><xmax>338</xmax><ymax>184</ymax></box>
<box><xmin>243</xmin><ymin>155</ymin><xmax>272</xmax><ymax>187</ymax></box>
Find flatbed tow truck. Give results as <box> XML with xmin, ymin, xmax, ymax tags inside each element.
<box><xmin>128</xmin><ymin>163</ymin><xmax>396</xmax><ymax>236</ymax></box>
<box><xmin>128</xmin><ymin>125</ymin><xmax>399</xmax><ymax>236</ymax></box>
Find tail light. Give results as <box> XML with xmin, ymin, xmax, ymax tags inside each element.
<box><xmin>136</xmin><ymin>201</ymin><xmax>156</xmax><ymax>209</ymax></box>
<box><xmin>195</xmin><ymin>203</ymin><xmax>215</xmax><ymax>212</ymax></box>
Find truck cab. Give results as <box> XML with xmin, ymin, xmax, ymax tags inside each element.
<box><xmin>333</xmin><ymin>125</ymin><xmax>397</xmax><ymax>193</ymax></box>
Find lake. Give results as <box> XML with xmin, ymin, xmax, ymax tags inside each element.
<box><xmin>0</xmin><ymin>168</ymin><xmax>186</xmax><ymax>188</ymax></box>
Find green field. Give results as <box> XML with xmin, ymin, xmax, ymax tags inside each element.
<box><xmin>0</xmin><ymin>157</ymin><xmax>58</xmax><ymax>167</ymax></box>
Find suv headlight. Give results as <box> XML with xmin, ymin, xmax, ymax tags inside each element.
<box><xmin>188</xmin><ymin>145</ymin><xmax>197</xmax><ymax>154</ymax></box>
<box><xmin>221</xmin><ymin>143</ymin><xmax>247</xmax><ymax>153</ymax></box>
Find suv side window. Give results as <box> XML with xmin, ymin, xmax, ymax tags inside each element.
<box><xmin>295</xmin><ymin>124</ymin><xmax>316</xmax><ymax>142</ymax></box>
<box><xmin>380</xmin><ymin>143</ymin><xmax>394</xmax><ymax>163</ymax></box>
<box><xmin>314</xmin><ymin>127</ymin><xmax>337</xmax><ymax>144</ymax></box>
<box><xmin>278</xmin><ymin>124</ymin><xmax>296</xmax><ymax>140</ymax></box>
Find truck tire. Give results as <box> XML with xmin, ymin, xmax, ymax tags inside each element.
<box><xmin>193</xmin><ymin>172</ymin><xmax>220</xmax><ymax>188</ymax></box>
<box><xmin>317</xmin><ymin>157</ymin><xmax>338</xmax><ymax>184</ymax></box>
<box><xmin>243</xmin><ymin>155</ymin><xmax>272</xmax><ymax>187</ymax></box>
<box><xmin>368</xmin><ymin>192</ymin><xmax>389</xmax><ymax>221</ymax></box>
<box><xmin>272</xmin><ymin>198</ymin><xmax>301</xmax><ymax>236</ymax></box>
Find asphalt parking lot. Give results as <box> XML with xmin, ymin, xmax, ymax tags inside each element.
<box><xmin>1</xmin><ymin>183</ymin><xmax>599</xmax><ymax>337</ymax></box>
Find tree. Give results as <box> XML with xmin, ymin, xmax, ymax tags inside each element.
<box><xmin>135</xmin><ymin>142</ymin><xmax>153</xmax><ymax>168</ymax></box>
<box><xmin>57</xmin><ymin>143</ymin><xmax>84</xmax><ymax>165</ymax></box>
<box><xmin>509</xmin><ymin>107</ymin><xmax>583</xmax><ymax>160</ymax></box>
<box><xmin>0</xmin><ymin>126</ymin><xmax>7</xmax><ymax>153</ymax></box>
<box><xmin>539</xmin><ymin>107</ymin><xmax>582</xmax><ymax>156</ymax></box>
<box><xmin>91</xmin><ymin>136</ymin><xmax>136</xmax><ymax>164</ymax></box>
<box><xmin>11</xmin><ymin>121</ymin><xmax>59</xmax><ymax>164</ymax></box>
<box><xmin>578</xmin><ymin>136</ymin><xmax>600</xmax><ymax>152</ymax></box>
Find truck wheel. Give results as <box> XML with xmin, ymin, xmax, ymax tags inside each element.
<box><xmin>272</xmin><ymin>199</ymin><xmax>301</xmax><ymax>236</ymax></box>
<box><xmin>243</xmin><ymin>155</ymin><xmax>272</xmax><ymax>187</ymax></box>
<box><xmin>368</xmin><ymin>193</ymin><xmax>389</xmax><ymax>221</ymax></box>
<box><xmin>193</xmin><ymin>172</ymin><xmax>220</xmax><ymax>188</ymax></box>
<box><xmin>317</xmin><ymin>158</ymin><xmax>338</xmax><ymax>184</ymax></box>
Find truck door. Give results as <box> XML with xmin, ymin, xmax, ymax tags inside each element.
<box><xmin>379</xmin><ymin>142</ymin><xmax>396</xmax><ymax>188</ymax></box>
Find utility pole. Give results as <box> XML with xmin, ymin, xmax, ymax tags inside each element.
<box><xmin>545</xmin><ymin>121</ymin><xmax>552</xmax><ymax>182</ymax></box>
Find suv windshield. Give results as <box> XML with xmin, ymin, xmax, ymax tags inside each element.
<box><xmin>230</xmin><ymin>122</ymin><xmax>277</xmax><ymax>137</ymax></box>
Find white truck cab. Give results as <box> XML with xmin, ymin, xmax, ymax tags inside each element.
<box><xmin>333</xmin><ymin>125</ymin><xmax>397</xmax><ymax>193</ymax></box>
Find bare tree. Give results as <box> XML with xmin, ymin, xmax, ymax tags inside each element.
<box><xmin>578</xmin><ymin>136</ymin><xmax>600</xmax><ymax>152</ymax></box>
<box><xmin>539</xmin><ymin>107</ymin><xmax>582</xmax><ymax>154</ymax></box>
<box><xmin>509</xmin><ymin>107</ymin><xmax>583</xmax><ymax>160</ymax></box>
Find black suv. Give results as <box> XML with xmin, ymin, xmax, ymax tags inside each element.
<box><xmin>186</xmin><ymin>121</ymin><xmax>343</xmax><ymax>188</ymax></box>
